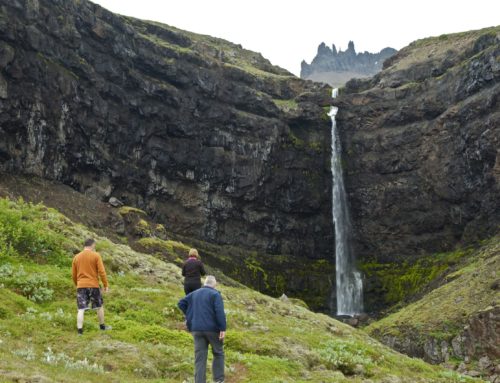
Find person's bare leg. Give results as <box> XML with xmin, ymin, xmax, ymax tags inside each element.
<box><xmin>97</xmin><ymin>307</ymin><xmax>111</xmax><ymax>330</ymax></box>
<box><xmin>77</xmin><ymin>309</ymin><xmax>85</xmax><ymax>333</ymax></box>
<box><xmin>96</xmin><ymin>306</ymin><xmax>105</xmax><ymax>325</ymax></box>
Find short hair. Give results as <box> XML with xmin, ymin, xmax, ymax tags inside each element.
<box><xmin>204</xmin><ymin>275</ymin><xmax>217</xmax><ymax>287</ymax></box>
<box><xmin>84</xmin><ymin>238</ymin><xmax>96</xmax><ymax>247</ymax></box>
<box><xmin>189</xmin><ymin>248</ymin><xmax>199</xmax><ymax>258</ymax></box>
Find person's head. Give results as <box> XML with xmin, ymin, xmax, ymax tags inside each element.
<box><xmin>84</xmin><ymin>238</ymin><xmax>96</xmax><ymax>250</ymax></box>
<box><xmin>204</xmin><ymin>275</ymin><xmax>217</xmax><ymax>288</ymax></box>
<box><xmin>188</xmin><ymin>248</ymin><xmax>199</xmax><ymax>258</ymax></box>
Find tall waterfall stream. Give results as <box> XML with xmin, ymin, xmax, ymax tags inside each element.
<box><xmin>329</xmin><ymin>88</ymin><xmax>363</xmax><ymax>316</ymax></box>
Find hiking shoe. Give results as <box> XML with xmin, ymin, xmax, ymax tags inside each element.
<box><xmin>100</xmin><ymin>324</ymin><xmax>112</xmax><ymax>331</ymax></box>
<box><xmin>77</xmin><ymin>328</ymin><xmax>83</xmax><ymax>335</ymax></box>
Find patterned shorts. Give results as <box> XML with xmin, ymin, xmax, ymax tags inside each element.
<box><xmin>76</xmin><ymin>288</ymin><xmax>103</xmax><ymax>310</ymax></box>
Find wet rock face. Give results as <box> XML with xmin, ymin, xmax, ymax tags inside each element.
<box><xmin>0</xmin><ymin>0</ymin><xmax>333</xmax><ymax>265</ymax></box>
<box><xmin>336</xmin><ymin>29</ymin><xmax>500</xmax><ymax>311</ymax></box>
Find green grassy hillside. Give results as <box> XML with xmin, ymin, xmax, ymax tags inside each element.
<box><xmin>0</xmin><ymin>198</ymin><xmax>482</xmax><ymax>382</ymax></box>
<box><xmin>365</xmin><ymin>236</ymin><xmax>499</xmax><ymax>371</ymax></box>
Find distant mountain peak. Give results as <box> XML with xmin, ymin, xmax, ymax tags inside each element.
<box><xmin>301</xmin><ymin>41</ymin><xmax>397</xmax><ymax>86</ymax></box>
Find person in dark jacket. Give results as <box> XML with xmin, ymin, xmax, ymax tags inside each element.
<box><xmin>182</xmin><ymin>248</ymin><xmax>206</xmax><ymax>295</ymax></box>
<box><xmin>178</xmin><ymin>275</ymin><xmax>226</xmax><ymax>383</ymax></box>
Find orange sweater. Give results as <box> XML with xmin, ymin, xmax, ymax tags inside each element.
<box><xmin>72</xmin><ymin>249</ymin><xmax>109</xmax><ymax>288</ymax></box>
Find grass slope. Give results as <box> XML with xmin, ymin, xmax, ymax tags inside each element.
<box><xmin>0</xmin><ymin>198</ymin><xmax>481</xmax><ymax>382</ymax></box>
<box><xmin>384</xmin><ymin>25</ymin><xmax>500</xmax><ymax>73</ymax></box>
<box><xmin>366</xmin><ymin>236</ymin><xmax>499</xmax><ymax>359</ymax></box>
<box><xmin>123</xmin><ymin>16</ymin><xmax>295</xmax><ymax>80</ymax></box>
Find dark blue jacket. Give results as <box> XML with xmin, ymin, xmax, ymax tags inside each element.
<box><xmin>178</xmin><ymin>286</ymin><xmax>227</xmax><ymax>332</ymax></box>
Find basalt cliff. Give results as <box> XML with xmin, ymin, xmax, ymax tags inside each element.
<box><xmin>335</xmin><ymin>27</ymin><xmax>499</xmax><ymax>310</ymax></box>
<box><xmin>0</xmin><ymin>0</ymin><xmax>498</xmax><ymax>315</ymax></box>
<box><xmin>0</xmin><ymin>0</ymin><xmax>335</xmax><ymax>309</ymax></box>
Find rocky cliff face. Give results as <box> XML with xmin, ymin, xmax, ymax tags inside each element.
<box><xmin>301</xmin><ymin>41</ymin><xmax>396</xmax><ymax>87</ymax></box>
<box><xmin>0</xmin><ymin>0</ymin><xmax>335</xmax><ymax>308</ymax></box>
<box><xmin>335</xmin><ymin>27</ymin><xmax>500</xmax><ymax>311</ymax></box>
<box><xmin>0</xmin><ymin>0</ymin><xmax>498</xmax><ymax>315</ymax></box>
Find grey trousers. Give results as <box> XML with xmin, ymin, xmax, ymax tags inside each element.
<box><xmin>193</xmin><ymin>331</ymin><xmax>224</xmax><ymax>383</ymax></box>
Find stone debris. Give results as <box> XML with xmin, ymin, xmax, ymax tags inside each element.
<box><xmin>108</xmin><ymin>197</ymin><xmax>124</xmax><ymax>207</ymax></box>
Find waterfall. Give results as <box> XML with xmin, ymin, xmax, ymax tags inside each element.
<box><xmin>328</xmin><ymin>88</ymin><xmax>363</xmax><ymax>316</ymax></box>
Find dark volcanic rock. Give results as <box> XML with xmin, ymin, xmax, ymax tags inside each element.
<box><xmin>301</xmin><ymin>41</ymin><xmax>396</xmax><ymax>86</ymax></box>
<box><xmin>379</xmin><ymin>305</ymin><xmax>500</xmax><ymax>372</ymax></box>
<box><xmin>0</xmin><ymin>0</ymin><xmax>498</xmax><ymax>315</ymax></box>
<box><xmin>0</xmin><ymin>0</ymin><xmax>334</xmax><ymax>308</ymax></box>
<box><xmin>336</xmin><ymin>28</ymin><xmax>500</xmax><ymax>311</ymax></box>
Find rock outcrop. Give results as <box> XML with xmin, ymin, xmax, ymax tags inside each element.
<box><xmin>366</xmin><ymin>236</ymin><xmax>499</xmax><ymax>380</ymax></box>
<box><xmin>301</xmin><ymin>41</ymin><xmax>396</xmax><ymax>86</ymax></box>
<box><xmin>0</xmin><ymin>0</ymin><xmax>338</xmax><ymax>310</ymax></box>
<box><xmin>336</xmin><ymin>27</ymin><xmax>500</xmax><ymax>311</ymax></box>
<box><xmin>381</xmin><ymin>306</ymin><xmax>500</xmax><ymax>380</ymax></box>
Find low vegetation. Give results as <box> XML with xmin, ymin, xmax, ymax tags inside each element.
<box><xmin>360</xmin><ymin>246</ymin><xmax>475</xmax><ymax>306</ymax></box>
<box><xmin>384</xmin><ymin>25</ymin><xmax>500</xmax><ymax>75</ymax></box>
<box><xmin>0</xmin><ymin>198</ymin><xmax>483</xmax><ymax>382</ymax></box>
<box><xmin>366</xmin><ymin>236</ymin><xmax>499</xmax><ymax>342</ymax></box>
<box><xmin>126</xmin><ymin>17</ymin><xmax>294</xmax><ymax>80</ymax></box>
<box><xmin>273</xmin><ymin>99</ymin><xmax>300</xmax><ymax>112</ymax></box>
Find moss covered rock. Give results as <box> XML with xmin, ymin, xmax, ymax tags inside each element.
<box><xmin>366</xmin><ymin>236</ymin><xmax>500</xmax><ymax>378</ymax></box>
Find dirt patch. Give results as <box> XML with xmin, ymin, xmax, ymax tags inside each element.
<box><xmin>226</xmin><ymin>362</ymin><xmax>248</xmax><ymax>383</ymax></box>
<box><xmin>0</xmin><ymin>173</ymin><xmax>123</xmax><ymax>242</ymax></box>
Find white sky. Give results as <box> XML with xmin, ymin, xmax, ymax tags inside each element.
<box><xmin>91</xmin><ymin>0</ymin><xmax>500</xmax><ymax>76</ymax></box>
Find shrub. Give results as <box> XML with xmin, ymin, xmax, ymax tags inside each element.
<box><xmin>0</xmin><ymin>306</ymin><xmax>9</xmax><ymax>319</ymax></box>
<box><xmin>43</xmin><ymin>347</ymin><xmax>104</xmax><ymax>373</ymax></box>
<box><xmin>133</xmin><ymin>325</ymin><xmax>192</xmax><ymax>347</ymax></box>
<box><xmin>12</xmin><ymin>347</ymin><xmax>36</xmax><ymax>361</ymax></box>
<box><xmin>135</xmin><ymin>219</ymin><xmax>152</xmax><ymax>236</ymax></box>
<box><xmin>0</xmin><ymin>263</ymin><xmax>14</xmax><ymax>278</ymax></box>
<box><xmin>15</xmin><ymin>274</ymin><xmax>54</xmax><ymax>303</ymax></box>
<box><xmin>0</xmin><ymin>264</ymin><xmax>54</xmax><ymax>303</ymax></box>
<box><xmin>0</xmin><ymin>199</ymin><xmax>69</xmax><ymax>265</ymax></box>
<box><xmin>319</xmin><ymin>340</ymin><xmax>374</xmax><ymax>376</ymax></box>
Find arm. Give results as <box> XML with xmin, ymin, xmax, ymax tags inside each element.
<box><xmin>177</xmin><ymin>295</ymin><xmax>189</xmax><ymax>315</ymax></box>
<box><xmin>96</xmin><ymin>254</ymin><xmax>109</xmax><ymax>288</ymax></box>
<box><xmin>199</xmin><ymin>262</ymin><xmax>206</xmax><ymax>277</ymax></box>
<box><xmin>214</xmin><ymin>292</ymin><xmax>227</xmax><ymax>332</ymax></box>
<box><xmin>71</xmin><ymin>258</ymin><xmax>77</xmax><ymax>286</ymax></box>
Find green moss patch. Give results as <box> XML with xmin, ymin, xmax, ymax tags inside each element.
<box><xmin>366</xmin><ymin>236</ymin><xmax>499</xmax><ymax>343</ymax></box>
<box><xmin>273</xmin><ymin>98</ymin><xmax>299</xmax><ymax>112</ymax></box>
<box><xmin>118</xmin><ymin>206</ymin><xmax>147</xmax><ymax>216</ymax></box>
<box><xmin>135</xmin><ymin>237</ymin><xmax>189</xmax><ymax>264</ymax></box>
<box><xmin>360</xmin><ymin>246</ymin><xmax>475</xmax><ymax>306</ymax></box>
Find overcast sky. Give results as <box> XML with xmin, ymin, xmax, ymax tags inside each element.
<box><xmin>91</xmin><ymin>0</ymin><xmax>499</xmax><ymax>76</ymax></box>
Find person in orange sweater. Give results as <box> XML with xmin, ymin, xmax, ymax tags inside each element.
<box><xmin>72</xmin><ymin>238</ymin><xmax>110</xmax><ymax>335</ymax></box>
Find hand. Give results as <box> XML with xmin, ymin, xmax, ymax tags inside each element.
<box><xmin>219</xmin><ymin>331</ymin><xmax>225</xmax><ymax>340</ymax></box>
<box><xmin>103</xmin><ymin>286</ymin><xmax>109</xmax><ymax>293</ymax></box>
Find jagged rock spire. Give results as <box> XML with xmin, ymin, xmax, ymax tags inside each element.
<box><xmin>347</xmin><ymin>40</ymin><xmax>355</xmax><ymax>53</ymax></box>
<box><xmin>317</xmin><ymin>42</ymin><xmax>333</xmax><ymax>56</ymax></box>
<box><xmin>300</xmin><ymin>40</ymin><xmax>397</xmax><ymax>85</ymax></box>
